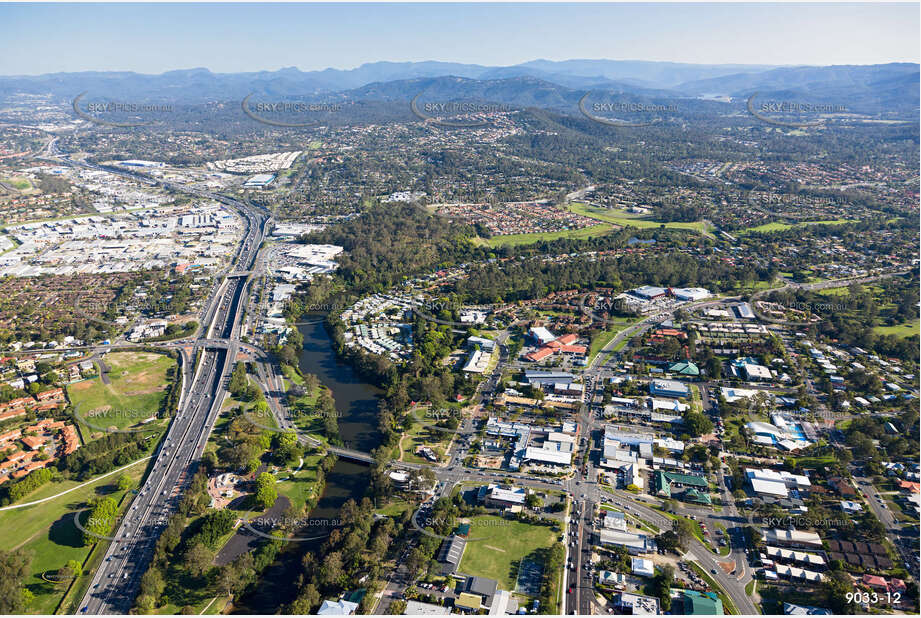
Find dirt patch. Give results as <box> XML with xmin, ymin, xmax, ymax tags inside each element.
<box><xmin>718</xmin><ymin>560</ymin><xmax>736</xmax><ymax>574</ymax></box>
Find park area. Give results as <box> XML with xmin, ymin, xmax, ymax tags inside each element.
<box><xmin>0</xmin><ymin>459</ymin><xmax>147</xmax><ymax>614</ymax></box>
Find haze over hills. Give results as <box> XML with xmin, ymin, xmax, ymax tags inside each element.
<box><xmin>0</xmin><ymin>59</ymin><xmax>917</xmax><ymax>115</ymax></box>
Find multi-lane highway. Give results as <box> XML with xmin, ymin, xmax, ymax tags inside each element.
<box><xmin>60</xmin><ymin>155</ymin><xmax>269</xmax><ymax>613</ymax></box>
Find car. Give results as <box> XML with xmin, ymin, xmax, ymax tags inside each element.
<box><xmin>711</xmin><ymin>569</ymin><xmax>717</xmax><ymax>574</ymax></box>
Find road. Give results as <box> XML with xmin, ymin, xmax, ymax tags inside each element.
<box><xmin>63</xmin><ymin>155</ymin><xmax>268</xmax><ymax>613</ymax></box>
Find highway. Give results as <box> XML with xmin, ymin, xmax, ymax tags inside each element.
<box><xmin>66</xmin><ymin>156</ymin><xmax>268</xmax><ymax>613</ymax></box>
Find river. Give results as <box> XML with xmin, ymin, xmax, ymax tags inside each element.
<box><xmin>233</xmin><ymin>317</ymin><xmax>381</xmax><ymax>613</ymax></box>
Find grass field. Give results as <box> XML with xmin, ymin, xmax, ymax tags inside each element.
<box><xmin>0</xmin><ymin>459</ymin><xmax>147</xmax><ymax>614</ymax></box>
<box><xmin>67</xmin><ymin>351</ymin><xmax>175</xmax><ymax>435</ymax></box>
<box><xmin>587</xmin><ymin>318</ymin><xmax>634</xmax><ymax>363</ymax></box>
<box><xmin>568</xmin><ymin>202</ymin><xmax>713</xmax><ymax>234</ymax></box>
<box><xmin>458</xmin><ymin>515</ymin><xmax>559</xmax><ymax>593</ymax></box>
<box><xmin>874</xmin><ymin>320</ymin><xmax>919</xmax><ymax>339</ymax></box>
<box><xmin>475</xmin><ymin>223</ymin><xmax>614</xmax><ymax>248</ymax></box>
<box><xmin>739</xmin><ymin>219</ymin><xmax>853</xmax><ymax>235</ymax></box>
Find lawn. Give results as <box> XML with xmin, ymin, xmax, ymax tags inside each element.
<box><xmin>0</xmin><ymin>459</ymin><xmax>147</xmax><ymax>614</ymax></box>
<box><xmin>398</xmin><ymin>418</ymin><xmax>455</xmax><ymax>465</ymax></box>
<box><xmin>475</xmin><ymin>223</ymin><xmax>614</xmax><ymax>248</ymax></box>
<box><xmin>874</xmin><ymin>320</ymin><xmax>919</xmax><ymax>339</ymax></box>
<box><xmin>67</xmin><ymin>351</ymin><xmax>176</xmax><ymax>435</ymax></box>
<box><xmin>587</xmin><ymin>318</ymin><xmax>634</xmax><ymax>362</ymax></box>
<box><xmin>568</xmin><ymin>202</ymin><xmax>713</xmax><ymax>234</ymax></box>
<box><xmin>739</xmin><ymin>219</ymin><xmax>853</xmax><ymax>235</ymax></box>
<box><xmin>275</xmin><ymin>452</ymin><xmax>325</xmax><ymax>511</ymax></box>
<box><xmin>458</xmin><ymin>515</ymin><xmax>560</xmax><ymax>593</ymax></box>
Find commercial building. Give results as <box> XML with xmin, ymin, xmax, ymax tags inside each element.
<box><xmin>671</xmin><ymin>589</ymin><xmax>723</xmax><ymax>615</ymax></box>
<box><xmin>478</xmin><ymin>483</ymin><xmax>527</xmax><ymax>508</ymax></box>
<box><xmin>597</xmin><ymin>529</ymin><xmax>656</xmax><ymax>554</ymax></box>
<box><xmin>631</xmin><ymin>557</ymin><xmax>655</xmax><ymax>577</ymax></box>
<box><xmin>649</xmin><ymin>379</ymin><xmax>690</xmax><ymax>398</ymax></box>
<box><xmin>615</xmin><ymin>592</ymin><xmax>660</xmax><ymax>615</ymax></box>
<box><xmin>762</xmin><ymin>528</ymin><xmax>823</xmax><ymax>550</ymax></box>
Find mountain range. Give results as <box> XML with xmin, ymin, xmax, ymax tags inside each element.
<box><xmin>1</xmin><ymin>59</ymin><xmax>917</xmax><ymax>115</ymax></box>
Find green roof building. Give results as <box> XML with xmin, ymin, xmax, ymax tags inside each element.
<box><xmin>668</xmin><ymin>361</ymin><xmax>701</xmax><ymax>376</ymax></box>
<box><xmin>674</xmin><ymin>589</ymin><xmax>724</xmax><ymax>615</ymax></box>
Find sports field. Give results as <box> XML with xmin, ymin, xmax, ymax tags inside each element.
<box><xmin>458</xmin><ymin>515</ymin><xmax>559</xmax><ymax>593</ymax></box>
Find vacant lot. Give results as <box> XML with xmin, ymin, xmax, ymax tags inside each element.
<box><xmin>68</xmin><ymin>351</ymin><xmax>175</xmax><ymax>434</ymax></box>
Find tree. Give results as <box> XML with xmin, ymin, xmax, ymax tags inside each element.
<box><xmin>525</xmin><ymin>493</ymin><xmax>543</xmax><ymax>509</ymax></box>
<box><xmin>656</xmin><ymin>530</ymin><xmax>681</xmax><ymax>553</ymax></box>
<box><xmin>0</xmin><ymin>548</ymin><xmax>32</xmax><ymax>613</ymax></box>
<box><xmin>672</xmin><ymin>517</ymin><xmax>697</xmax><ymax>549</ymax></box>
<box><xmin>117</xmin><ymin>474</ymin><xmax>133</xmax><ymax>490</ymax></box>
<box><xmin>254</xmin><ymin>472</ymin><xmax>277</xmax><ymax>510</ymax></box>
<box><xmin>683</xmin><ymin>411</ymin><xmax>713</xmax><ymax>437</ymax></box>
<box><xmin>184</xmin><ymin>542</ymin><xmax>214</xmax><ymax>577</ymax></box>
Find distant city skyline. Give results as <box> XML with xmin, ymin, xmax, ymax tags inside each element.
<box><xmin>0</xmin><ymin>3</ymin><xmax>918</xmax><ymax>76</ymax></box>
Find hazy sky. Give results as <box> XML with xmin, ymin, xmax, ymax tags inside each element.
<box><xmin>1</xmin><ymin>3</ymin><xmax>918</xmax><ymax>75</ymax></box>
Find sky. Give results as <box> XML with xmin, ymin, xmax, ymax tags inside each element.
<box><xmin>1</xmin><ymin>2</ymin><xmax>918</xmax><ymax>75</ymax></box>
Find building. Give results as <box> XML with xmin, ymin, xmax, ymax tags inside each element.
<box><xmin>478</xmin><ymin>484</ymin><xmax>527</xmax><ymax>508</ymax></box>
<box><xmin>746</xmin><ymin>469</ymin><xmax>811</xmax><ymax>499</ymax></box>
<box><xmin>602</xmin><ymin>510</ymin><xmax>627</xmax><ymax>531</ymax></box>
<box><xmin>597</xmin><ymin>529</ymin><xmax>656</xmax><ymax>554</ymax></box>
<box><xmin>672</xmin><ymin>589</ymin><xmax>723</xmax><ymax>615</ymax></box>
<box><xmin>597</xmin><ymin>570</ymin><xmax>627</xmax><ymax>586</ymax></box>
<box><xmin>631</xmin><ymin>557</ymin><xmax>655</xmax><ymax>577</ymax></box>
<box><xmin>403</xmin><ymin>601</ymin><xmax>450</xmax><ymax>615</ymax></box>
<box><xmin>783</xmin><ymin>603</ymin><xmax>832</xmax><ymax>615</ymax></box>
<box><xmin>667</xmin><ymin>361</ymin><xmax>700</xmax><ymax>376</ymax></box>
<box><xmin>437</xmin><ymin>535</ymin><xmax>467</xmax><ymax>575</ymax></box>
<box><xmin>671</xmin><ymin>287</ymin><xmax>710</xmax><ymax>301</ymax></box>
<box><xmin>528</xmin><ymin>327</ymin><xmax>556</xmax><ymax>346</ymax></box>
<box><xmin>243</xmin><ymin>173</ymin><xmax>276</xmax><ymax>188</ymax></box>
<box><xmin>317</xmin><ymin>599</ymin><xmax>359</xmax><ymax>615</ymax></box>
<box><xmin>616</xmin><ymin>592</ymin><xmax>660</xmax><ymax>615</ymax></box>
<box><xmin>762</xmin><ymin>528</ymin><xmax>823</xmax><ymax>550</ymax></box>
<box><xmin>649</xmin><ymin>379</ymin><xmax>689</xmax><ymax>398</ymax></box>
<box><xmin>462</xmin><ymin>576</ymin><xmax>498</xmax><ymax>610</ymax></box>
<box><xmin>523</xmin><ymin>445</ymin><xmax>572</xmax><ymax>466</ymax></box>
